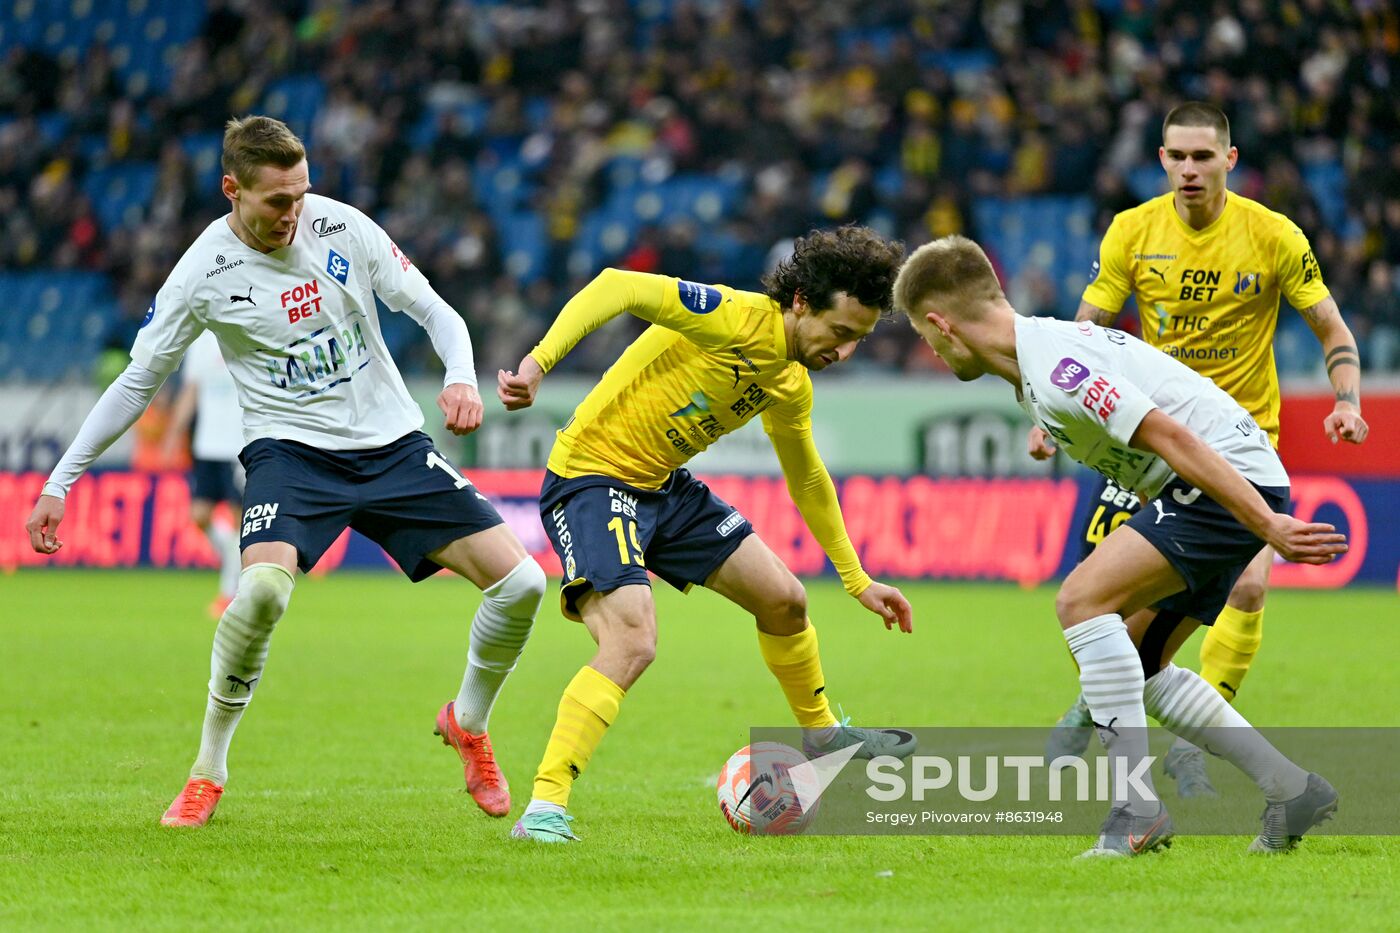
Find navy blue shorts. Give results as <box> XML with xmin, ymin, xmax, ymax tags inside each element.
<box><xmin>191</xmin><ymin>457</ymin><xmax>241</xmax><ymax>505</ymax></box>
<box><xmin>238</xmin><ymin>431</ymin><xmax>503</xmax><ymax>581</ymax></box>
<box><xmin>1075</xmin><ymin>473</ymin><xmax>1142</xmax><ymax>562</ymax></box>
<box><xmin>540</xmin><ymin>468</ymin><xmax>753</xmax><ymax>620</ymax></box>
<box><xmin>1127</xmin><ymin>477</ymin><xmax>1287</xmax><ymax>625</ymax></box>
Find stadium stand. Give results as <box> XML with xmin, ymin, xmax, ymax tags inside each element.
<box><xmin>1</xmin><ymin>0</ymin><xmax>1397</xmax><ymax>380</ymax></box>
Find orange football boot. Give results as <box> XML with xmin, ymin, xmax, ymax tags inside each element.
<box><xmin>434</xmin><ymin>702</ymin><xmax>510</xmax><ymax>817</ymax></box>
<box><xmin>207</xmin><ymin>595</ymin><xmax>233</xmax><ymax>620</ymax></box>
<box><xmin>161</xmin><ymin>778</ymin><xmax>224</xmax><ymax>827</ymax></box>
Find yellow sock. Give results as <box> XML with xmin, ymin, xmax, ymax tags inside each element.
<box><xmin>757</xmin><ymin>624</ymin><xmax>838</xmax><ymax>729</ymax></box>
<box><xmin>531</xmin><ymin>666</ymin><xmax>625</xmax><ymax>807</ymax></box>
<box><xmin>1200</xmin><ymin>606</ymin><xmax>1264</xmax><ymax>702</ymax></box>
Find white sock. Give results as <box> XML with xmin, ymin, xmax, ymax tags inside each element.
<box><xmin>190</xmin><ymin>698</ymin><xmax>243</xmax><ymax>784</ymax></box>
<box><xmin>206</xmin><ymin>521</ymin><xmax>242</xmax><ymax>599</ymax></box>
<box><xmin>455</xmin><ymin>557</ymin><xmax>546</xmax><ymax>734</ymax></box>
<box><xmin>524</xmin><ymin>799</ymin><xmax>565</xmax><ymax>818</ymax></box>
<box><xmin>1145</xmin><ymin>664</ymin><xmax>1308</xmax><ymax>802</ymax></box>
<box><xmin>190</xmin><ymin>564</ymin><xmax>293</xmax><ymax>783</ymax></box>
<box><xmin>1064</xmin><ymin>613</ymin><xmax>1159</xmax><ymax>815</ymax></box>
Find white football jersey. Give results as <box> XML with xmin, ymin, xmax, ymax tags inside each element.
<box><xmin>131</xmin><ymin>193</ymin><xmax>433</xmax><ymax>450</ymax></box>
<box><xmin>181</xmin><ymin>331</ymin><xmax>243</xmax><ymax>461</ymax></box>
<box><xmin>1014</xmin><ymin>316</ymin><xmax>1287</xmax><ymax>497</ymax></box>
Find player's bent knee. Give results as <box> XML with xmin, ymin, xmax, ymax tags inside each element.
<box><xmin>488</xmin><ymin>556</ymin><xmax>547</xmax><ymax>614</ymax></box>
<box><xmin>627</xmin><ymin>635</ymin><xmax>657</xmax><ymax>670</ymax></box>
<box><xmin>1226</xmin><ymin>575</ymin><xmax>1268</xmax><ymax>613</ymax></box>
<box><xmin>756</xmin><ymin>583</ymin><xmax>807</xmax><ymax>634</ymax></box>
<box><xmin>237</xmin><ymin>562</ymin><xmax>296</xmax><ymax>622</ymax></box>
<box><xmin>1054</xmin><ymin>579</ymin><xmax>1106</xmax><ymax>629</ymax></box>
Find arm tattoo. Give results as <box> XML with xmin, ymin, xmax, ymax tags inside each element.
<box><xmin>1327</xmin><ymin>357</ymin><xmax>1360</xmax><ymax>378</ymax></box>
<box><xmin>1298</xmin><ymin>299</ymin><xmax>1335</xmax><ymax>328</ymax></box>
<box><xmin>1326</xmin><ymin>345</ymin><xmax>1360</xmax><ymax>379</ymax></box>
<box><xmin>1335</xmin><ymin>388</ymin><xmax>1359</xmax><ymax>405</ymax></box>
<box><xmin>1075</xmin><ymin>303</ymin><xmax>1115</xmax><ymax>326</ymax></box>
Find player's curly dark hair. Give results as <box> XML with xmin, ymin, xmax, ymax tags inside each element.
<box><xmin>762</xmin><ymin>225</ymin><xmax>906</xmax><ymax>316</ymax></box>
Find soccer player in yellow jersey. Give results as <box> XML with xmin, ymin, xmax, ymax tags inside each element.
<box><xmin>1035</xmin><ymin>102</ymin><xmax>1370</xmax><ymax>794</ymax></box>
<box><xmin>497</xmin><ymin>227</ymin><xmax>917</xmax><ymax>842</ymax></box>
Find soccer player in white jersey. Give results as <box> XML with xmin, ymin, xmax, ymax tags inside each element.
<box><xmin>162</xmin><ymin>330</ymin><xmax>246</xmax><ymax>619</ymax></box>
<box><xmin>895</xmin><ymin>235</ymin><xmax>1345</xmax><ymax>857</ymax></box>
<box><xmin>24</xmin><ymin>116</ymin><xmax>546</xmax><ymax>828</ymax></box>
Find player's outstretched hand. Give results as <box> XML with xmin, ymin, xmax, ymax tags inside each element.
<box><xmin>857</xmin><ymin>582</ymin><xmax>914</xmax><ymax>633</ymax></box>
<box><xmin>1027</xmin><ymin>425</ymin><xmax>1056</xmax><ymax>460</ymax></box>
<box><xmin>1323</xmin><ymin>407</ymin><xmax>1368</xmax><ymax>445</ymax></box>
<box><xmin>1265</xmin><ymin>513</ymin><xmax>1348</xmax><ymax>565</ymax></box>
<box><xmin>439</xmin><ymin>383</ymin><xmax>484</xmax><ymax>435</ymax></box>
<box><xmin>498</xmin><ymin>355</ymin><xmax>544</xmax><ymax>411</ymax></box>
<box><xmin>25</xmin><ymin>494</ymin><xmax>65</xmax><ymax>555</ymax></box>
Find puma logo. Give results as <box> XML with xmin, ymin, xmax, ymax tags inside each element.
<box><xmin>1152</xmin><ymin>500</ymin><xmax>1176</xmax><ymax>524</ymax></box>
<box><xmin>1148</xmin><ymin>266</ymin><xmax>1167</xmax><ymax>285</ymax></box>
<box><xmin>225</xmin><ymin>674</ymin><xmax>259</xmax><ymax>694</ymax></box>
<box><xmin>230</xmin><ymin>287</ymin><xmax>255</xmax><ymax>305</ymax></box>
<box><xmin>1218</xmin><ymin>681</ymin><xmax>1238</xmax><ymax>700</ymax></box>
<box><xmin>731</xmin><ymin>365</ymin><xmax>741</xmax><ymax>387</ymax></box>
<box><xmin>568</xmin><ymin>763</ymin><xmax>580</xmax><ymax>779</ymax></box>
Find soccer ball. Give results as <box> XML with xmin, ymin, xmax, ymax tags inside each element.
<box><xmin>716</xmin><ymin>742</ymin><xmax>820</xmax><ymax>835</ymax></box>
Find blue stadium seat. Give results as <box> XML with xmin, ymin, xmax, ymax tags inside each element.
<box><xmin>603</xmin><ymin>155</ymin><xmax>644</xmax><ymax>192</ymax></box>
<box><xmin>79</xmin><ymin>133</ymin><xmax>109</xmax><ymax>162</ymax></box>
<box><xmin>179</xmin><ymin>132</ymin><xmax>225</xmax><ymax>191</ymax></box>
<box><xmin>35</xmin><ymin>112</ymin><xmax>70</xmax><ymax>145</ymax></box>
<box><xmin>410</xmin><ymin>99</ymin><xmax>490</xmax><ymax>149</ymax></box>
<box><xmin>1127</xmin><ymin>164</ymin><xmax>1167</xmax><ymax>201</ymax></box>
<box><xmin>262</xmin><ymin>76</ymin><xmax>326</xmax><ymax>145</ymax></box>
<box><xmin>524</xmin><ymin>96</ymin><xmax>554</xmax><ymax>132</ymax></box>
<box><xmin>836</xmin><ymin>27</ymin><xmax>898</xmax><ymax>58</ymax></box>
<box><xmin>81</xmin><ymin>162</ymin><xmax>159</xmax><ymax>232</ymax></box>
<box><xmin>917</xmin><ymin>49</ymin><xmax>996</xmax><ymax>74</ymax></box>
<box><xmin>0</xmin><ymin>270</ymin><xmax>119</xmax><ymax>379</ymax></box>
<box><xmin>975</xmin><ymin>195</ymin><xmax>1094</xmax><ymax>312</ymax></box>
<box><xmin>573</xmin><ymin>206</ymin><xmax>637</xmax><ymax>270</ymax></box>
<box><xmin>499</xmin><ymin>213</ymin><xmax>547</xmax><ymax>284</ymax></box>
<box><xmin>1273</xmin><ymin>310</ymin><xmax>1319</xmax><ymax>376</ymax></box>
<box><xmin>874</xmin><ymin>162</ymin><xmax>905</xmax><ymax>201</ymax></box>
<box><xmin>1302</xmin><ymin>158</ymin><xmax>1348</xmax><ymax>234</ymax></box>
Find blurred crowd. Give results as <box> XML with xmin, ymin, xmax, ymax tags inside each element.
<box><xmin>1</xmin><ymin>0</ymin><xmax>1398</xmax><ymax>376</ymax></box>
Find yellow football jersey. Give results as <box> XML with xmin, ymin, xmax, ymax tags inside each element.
<box><xmin>1082</xmin><ymin>192</ymin><xmax>1330</xmax><ymax>443</ymax></box>
<box><xmin>530</xmin><ymin>268</ymin><xmax>871</xmax><ymax>595</ymax></box>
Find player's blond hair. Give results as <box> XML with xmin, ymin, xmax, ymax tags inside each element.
<box><xmin>222</xmin><ymin>115</ymin><xmax>306</xmax><ymax>187</ymax></box>
<box><xmin>893</xmin><ymin>235</ymin><xmax>1005</xmax><ymax>321</ymax></box>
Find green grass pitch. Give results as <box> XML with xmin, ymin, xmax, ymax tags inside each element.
<box><xmin>2</xmin><ymin>570</ymin><xmax>1396</xmax><ymax>930</ymax></box>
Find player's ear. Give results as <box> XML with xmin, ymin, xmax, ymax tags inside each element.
<box><xmin>1225</xmin><ymin>146</ymin><xmax>1239</xmax><ymax>171</ymax></box>
<box><xmin>791</xmin><ymin>291</ymin><xmax>808</xmax><ymax>317</ymax></box>
<box><xmin>926</xmin><ymin>309</ymin><xmax>953</xmax><ymax>338</ymax></box>
<box><xmin>222</xmin><ymin>174</ymin><xmax>240</xmax><ymax>202</ymax></box>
